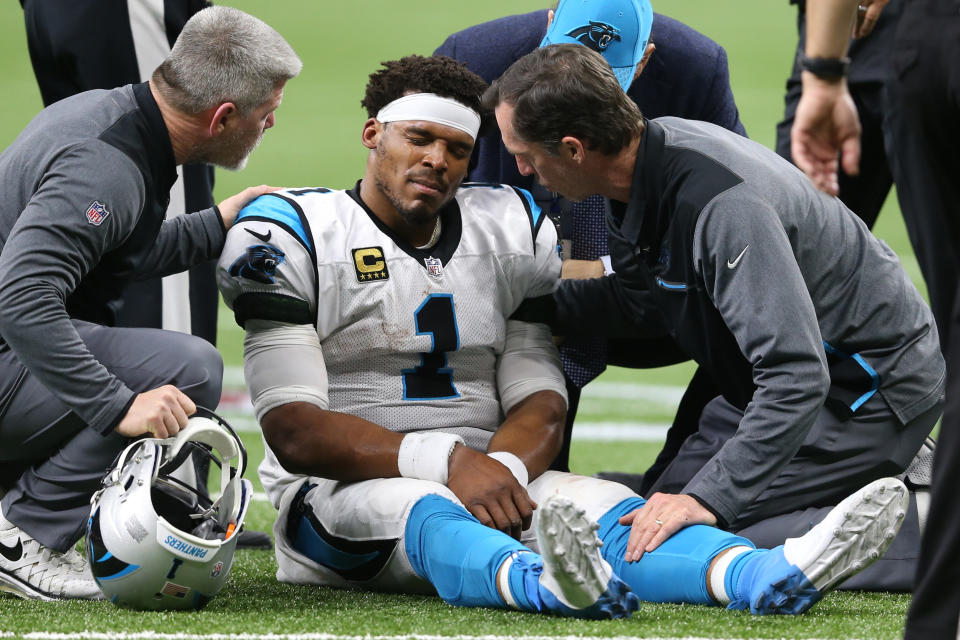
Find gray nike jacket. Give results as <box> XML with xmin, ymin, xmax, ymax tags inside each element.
<box><xmin>554</xmin><ymin>117</ymin><xmax>944</xmax><ymax>526</ymax></box>
<box><xmin>0</xmin><ymin>83</ymin><xmax>225</xmax><ymax>435</ymax></box>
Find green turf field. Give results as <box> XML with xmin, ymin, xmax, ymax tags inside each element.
<box><xmin>0</xmin><ymin>2</ymin><xmax>922</xmax><ymax>638</ymax></box>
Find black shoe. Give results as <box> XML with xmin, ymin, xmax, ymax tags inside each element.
<box><xmin>593</xmin><ymin>472</ymin><xmax>645</xmax><ymax>495</ymax></box>
<box><xmin>236</xmin><ymin>528</ymin><xmax>273</xmax><ymax>550</ymax></box>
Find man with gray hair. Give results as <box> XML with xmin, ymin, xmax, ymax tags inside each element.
<box><xmin>0</xmin><ymin>6</ymin><xmax>300</xmax><ymax>600</ymax></box>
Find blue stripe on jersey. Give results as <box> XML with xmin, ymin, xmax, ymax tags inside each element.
<box><xmin>237</xmin><ymin>193</ymin><xmax>312</xmax><ymax>251</ymax></box>
<box><xmin>508</xmin><ymin>186</ymin><xmax>547</xmax><ymax>254</ymax></box>
<box><xmin>514</xmin><ymin>187</ymin><xmax>544</xmax><ymax>227</ymax></box>
<box><xmin>849</xmin><ymin>354</ymin><xmax>880</xmax><ymax>411</ymax></box>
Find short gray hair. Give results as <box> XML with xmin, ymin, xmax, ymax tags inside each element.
<box><xmin>153</xmin><ymin>6</ymin><xmax>302</xmax><ymax>115</ymax></box>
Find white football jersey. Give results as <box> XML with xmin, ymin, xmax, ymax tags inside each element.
<box><xmin>217</xmin><ymin>182</ymin><xmax>562</xmax><ymax>501</ymax></box>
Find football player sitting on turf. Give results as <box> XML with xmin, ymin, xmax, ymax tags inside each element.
<box><xmin>216</xmin><ymin>55</ymin><xmax>907</xmax><ymax>618</ymax></box>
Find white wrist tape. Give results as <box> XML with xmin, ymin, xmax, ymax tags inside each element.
<box><xmin>600</xmin><ymin>255</ymin><xmax>615</xmax><ymax>276</ymax></box>
<box><xmin>397</xmin><ymin>432</ymin><xmax>464</xmax><ymax>485</ymax></box>
<box><xmin>488</xmin><ymin>451</ymin><xmax>529</xmax><ymax>487</ymax></box>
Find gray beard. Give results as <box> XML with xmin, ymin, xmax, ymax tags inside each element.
<box><xmin>185</xmin><ymin>130</ymin><xmax>262</xmax><ymax>171</ymax></box>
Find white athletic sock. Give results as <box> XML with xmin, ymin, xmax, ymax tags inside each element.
<box><xmin>709</xmin><ymin>545</ymin><xmax>752</xmax><ymax>605</ymax></box>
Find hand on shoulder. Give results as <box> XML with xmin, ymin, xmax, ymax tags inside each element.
<box><xmin>218</xmin><ymin>185</ymin><xmax>281</xmax><ymax>230</ymax></box>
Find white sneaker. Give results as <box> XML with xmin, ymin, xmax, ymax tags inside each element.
<box><xmin>0</xmin><ymin>510</ymin><xmax>103</xmax><ymax>600</ymax></box>
<box><xmin>783</xmin><ymin>477</ymin><xmax>908</xmax><ymax>590</ymax></box>
<box><xmin>534</xmin><ymin>494</ymin><xmax>639</xmax><ymax>619</ymax></box>
<box><xmin>742</xmin><ymin>477</ymin><xmax>908</xmax><ymax>614</ymax></box>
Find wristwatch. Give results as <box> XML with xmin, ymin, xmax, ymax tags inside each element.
<box><xmin>798</xmin><ymin>53</ymin><xmax>850</xmax><ymax>80</ymax></box>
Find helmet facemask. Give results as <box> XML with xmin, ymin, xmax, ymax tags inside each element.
<box><xmin>87</xmin><ymin>409</ymin><xmax>253</xmax><ymax>609</ymax></box>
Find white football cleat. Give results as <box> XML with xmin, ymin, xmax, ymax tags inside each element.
<box><xmin>534</xmin><ymin>494</ymin><xmax>639</xmax><ymax>619</ymax></box>
<box><xmin>0</xmin><ymin>510</ymin><xmax>103</xmax><ymax>601</ymax></box>
<box><xmin>740</xmin><ymin>477</ymin><xmax>908</xmax><ymax>614</ymax></box>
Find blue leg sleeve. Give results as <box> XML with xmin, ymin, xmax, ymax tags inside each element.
<box><xmin>404</xmin><ymin>494</ymin><xmax>533</xmax><ymax>609</ymax></box>
<box><xmin>597</xmin><ymin>498</ymin><xmax>756</xmax><ymax>605</ymax></box>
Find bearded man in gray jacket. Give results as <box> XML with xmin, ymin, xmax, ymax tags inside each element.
<box><xmin>0</xmin><ymin>6</ymin><xmax>300</xmax><ymax>600</ymax></box>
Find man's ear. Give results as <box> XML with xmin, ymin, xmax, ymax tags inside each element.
<box><xmin>361</xmin><ymin>118</ymin><xmax>381</xmax><ymax>150</ymax></box>
<box><xmin>208</xmin><ymin>102</ymin><xmax>237</xmax><ymax>137</ymax></box>
<box><xmin>560</xmin><ymin>135</ymin><xmax>586</xmax><ymax>164</ymax></box>
<box><xmin>634</xmin><ymin>43</ymin><xmax>656</xmax><ymax>81</ymax></box>
<box><xmin>546</xmin><ymin>9</ymin><xmax>554</xmax><ymax>30</ymax></box>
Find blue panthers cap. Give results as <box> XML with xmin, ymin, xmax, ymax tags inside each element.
<box><xmin>540</xmin><ymin>0</ymin><xmax>653</xmax><ymax>91</ymax></box>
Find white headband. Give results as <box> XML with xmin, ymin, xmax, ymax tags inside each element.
<box><xmin>376</xmin><ymin>93</ymin><xmax>481</xmax><ymax>140</ymax></box>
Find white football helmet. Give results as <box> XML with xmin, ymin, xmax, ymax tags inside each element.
<box><xmin>86</xmin><ymin>408</ymin><xmax>253</xmax><ymax>609</ymax></box>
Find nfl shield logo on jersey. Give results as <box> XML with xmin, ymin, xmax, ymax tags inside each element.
<box><xmin>424</xmin><ymin>256</ymin><xmax>443</xmax><ymax>277</ymax></box>
<box><xmin>85</xmin><ymin>201</ymin><xmax>110</xmax><ymax>226</ymax></box>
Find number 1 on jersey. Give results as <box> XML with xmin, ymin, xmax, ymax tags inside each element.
<box><xmin>402</xmin><ymin>294</ymin><xmax>461</xmax><ymax>400</ymax></box>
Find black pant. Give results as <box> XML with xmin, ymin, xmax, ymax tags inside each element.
<box><xmin>886</xmin><ymin>1</ymin><xmax>960</xmax><ymax>636</ymax></box>
<box><xmin>0</xmin><ymin>322</ymin><xmax>222</xmax><ymax>551</ymax></box>
<box><xmin>774</xmin><ymin>3</ymin><xmax>898</xmax><ymax>229</ymax></box>
<box><xmin>551</xmin><ymin>336</ymin><xmax>717</xmax><ymax>486</ymax></box>
<box><xmin>649</xmin><ymin>395</ymin><xmax>939</xmax><ymax>529</ymax></box>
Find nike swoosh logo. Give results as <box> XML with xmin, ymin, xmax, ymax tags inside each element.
<box><xmin>726</xmin><ymin>245</ymin><xmax>749</xmax><ymax>269</ymax></box>
<box><xmin>0</xmin><ymin>538</ymin><xmax>22</xmax><ymax>562</ymax></box>
<box><xmin>245</xmin><ymin>228</ymin><xmax>272</xmax><ymax>243</ymax></box>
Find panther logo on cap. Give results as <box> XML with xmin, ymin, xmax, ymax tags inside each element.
<box><xmin>566</xmin><ymin>21</ymin><xmax>622</xmax><ymax>52</ymax></box>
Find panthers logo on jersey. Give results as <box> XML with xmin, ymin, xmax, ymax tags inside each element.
<box><xmin>566</xmin><ymin>21</ymin><xmax>622</xmax><ymax>52</ymax></box>
<box><xmin>227</xmin><ymin>244</ymin><xmax>285</xmax><ymax>284</ymax></box>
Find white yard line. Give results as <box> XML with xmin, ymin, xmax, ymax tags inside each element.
<box><xmin>223</xmin><ymin>367</ymin><xmax>685</xmax><ymax>404</ymax></box>
<box><xmin>571</xmin><ymin>422</ymin><xmax>670</xmax><ymax>440</ymax></box>
<box><xmin>580</xmin><ymin>381</ymin><xmax>685</xmax><ymax>405</ymax></box>
<box><xmin>0</xmin><ymin>634</ymin><xmax>845</xmax><ymax>640</ymax></box>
